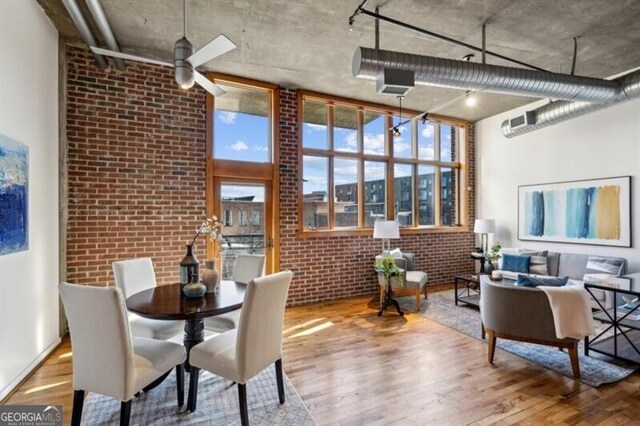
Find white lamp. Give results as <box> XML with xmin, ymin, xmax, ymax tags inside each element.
<box><xmin>373</xmin><ymin>220</ymin><xmax>400</xmax><ymax>254</ymax></box>
<box><xmin>474</xmin><ymin>219</ymin><xmax>495</xmax><ymax>254</ymax></box>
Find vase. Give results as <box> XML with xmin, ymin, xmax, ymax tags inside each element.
<box><xmin>202</xmin><ymin>259</ymin><xmax>220</xmax><ymax>293</ymax></box>
<box><xmin>182</xmin><ymin>281</ymin><xmax>206</xmax><ymax>298</ymax></box>
<box><xmin>180</xmin><ymin>244</ymin><xmax>199</xmax><ymax>285</ymax></box>
<box><xmin>485</xmin><ymin>261</ymin><xmax>495</xmax><ymax>275</ymax></box>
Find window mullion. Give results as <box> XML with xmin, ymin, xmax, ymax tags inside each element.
<box><xmin>328</xmin><ymin>156</ymin><xmax>335</xmax><ymax>229</ymax></box>
<box><xmin>434</xmin><ymin>165</ymin><xmax>442</xmax><ymax>227</ymax></box>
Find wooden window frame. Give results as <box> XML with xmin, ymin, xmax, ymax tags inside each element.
<box><xmin>298</xmin><ymin>90</ymin><xmax>470</xmax><ymax>237</ymax></box>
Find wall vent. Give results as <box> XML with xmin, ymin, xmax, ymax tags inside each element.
<box><xmin>376</xmin><ymin>68</ymin><xmax>414</xmax><ymax>95</ymax></box>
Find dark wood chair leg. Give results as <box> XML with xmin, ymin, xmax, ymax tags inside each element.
<box><xmin>568</xmin><ymin>343</ymin><xmax>580</xmax><ymax>379</ymax></box>
<box><xmin>238</xmin><ymin>383</ymin><xmax>249</xmax><ymax>426</ymax></box>
<box><xmin>120</xmin><ymin>400</ymin><xmax>132</xmax><ymax>426</ymax></box>
<box><xmin>187</xmin><ymin>367</ymin><xmax>200</xmax><ymax>412</ymax></box>
<box><xmin>424</xmin><ymin>284</ymin><xmax>428</xmax><ymax>299</ymax></box>
<box><xmin>71</xmin><ymin>390</ymin><xmax>85</xmax><ymax>426</ymax></box>
<box><xmin>176</xmin><ymin>364</ymin><xmax>184</xmax><ymax>407</ymax></box>
<box><xmin>275</xmin><ymin>359</ymin><xmax>285</xmax><ymax>404</ymax></box>
<box><xmin>487</xmin><ymin>329</ymin><xmax>497</xmax><ymax>363</ymax></box>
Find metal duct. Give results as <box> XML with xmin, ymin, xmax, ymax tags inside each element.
<box><xmin>85</xmin><ymin>0</ymin><xmax>126</xmax><ymax>71</ymax></box>
<box><xmin>353</xmin><ymin>47</ymin><xmax>621</xmax><ymax>103</ymax></box>
<box><xmin>61</xmin><ymin>0</ymin><xmax>108</xmax><ymax>69</ymax></box>
<box><xmin>501</xmin><ymin>69</ymin><xmax>640</xmax><ymax>138</ymax></box>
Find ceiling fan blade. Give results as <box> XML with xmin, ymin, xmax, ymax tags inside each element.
<box><xmin>194</xmin><ymin>71</ymin><xmax>226</xmax><ymax>96</ymax></box>
<box><xmin>90</xmin><ymin>47</ymin><xmax>173</xmax><ymax>67</ymax></box>
<box><xmin>187</xmin><ymin>35</ymin><xmax>236</xmax><ymax>67</ymax></box>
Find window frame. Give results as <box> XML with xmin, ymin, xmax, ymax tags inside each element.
<box><xmin>297</xmin><ymin>90</ymin><xmax>470</xmax><ymax>236</ymax></box>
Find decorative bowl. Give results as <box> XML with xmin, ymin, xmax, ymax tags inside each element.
<box><xmin>183</xmin><ymin>282</ymin><xmax>206</xmax><ymax>298</ymax></box>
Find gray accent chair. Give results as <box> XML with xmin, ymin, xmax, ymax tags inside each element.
<box><xmin>376</xmin><ymin>253</ymin><xmax>428</xmax><ymax>312</ymax></box>
<box><xmin>479</xmin><ymin>277</ymin><xmax>580</xmax><ymax>378</ymax></box>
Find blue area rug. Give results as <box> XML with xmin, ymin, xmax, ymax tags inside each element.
<box><xmin>398</xmin><ymin>289</ymin><xmax>638</xmax><ymax>387</ymax></box>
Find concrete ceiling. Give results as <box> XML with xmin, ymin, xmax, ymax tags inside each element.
<box><xmin>38</xmin><ymin>0</ymin><xmax>640</xmax><ymax>122</ymax></box>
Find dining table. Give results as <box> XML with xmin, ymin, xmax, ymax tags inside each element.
<box><xmin>126</xmin><ymin>280</ymin><xmax>246</xmax><ymax>372</ymax></box>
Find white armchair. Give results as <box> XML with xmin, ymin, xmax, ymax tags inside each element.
<box><xmin>59</xmin><ymin>283</ymin><xmax>186</xmax><ymax>426</ymax></box>
<box><xmin>112</xmin><ymin>257</ymin><xmax>184</xmax><ymax>340</ymax></box>
<box><xmin>203</xmin><ymin>254</ymin><xmax>265</xmax><ymax>333</ymax></box>
<box><xmin>187</xmin><ymin>270</ymin><xmax>292</xmax><ymax>425</ymax></box>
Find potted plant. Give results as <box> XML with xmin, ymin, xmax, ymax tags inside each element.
<box><xmin>374</xmin><ymin>254</ymin><xmax>405</xmax><ymax>288</ymax></box>
<box><xmin>483</xmin><ymin>241</ymin><xmax>503</xmax><ymax>273</ymax></box>
<box><xmin>180</xmin><ymin>216</ymin><xmax>224</xmax><ymax>290</ymax></box>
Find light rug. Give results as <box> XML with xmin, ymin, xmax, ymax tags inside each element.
<box><xmin>396</xmin><ymin>289</ymin><xmax>637</xmax><ymax>387</ymax></box>
<box><xmin>81</xmin><ymin>367</ymin><xmax>316</xmax><ymax>425</ymax></box>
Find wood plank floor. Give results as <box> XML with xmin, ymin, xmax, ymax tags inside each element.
<box><xmin>5</xmin><ymin>290</ymin><xmax>640</xmax><ymax>425</ymax></box>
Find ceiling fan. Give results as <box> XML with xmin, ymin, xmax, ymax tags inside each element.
<box><xmin>90</xmin><ymin>0</ymin><xmax>235</xmax><ymax>96</ymax></box>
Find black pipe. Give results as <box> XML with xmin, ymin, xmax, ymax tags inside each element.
<box><xmin>358</xmin><ymin>9</ymin><xmax>549</xmax><ymax>72</ymax></box>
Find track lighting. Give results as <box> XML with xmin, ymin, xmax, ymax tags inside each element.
<box><xmin>392</xmin><ymin>127</ymin><xmax>401</xmax><ymax>137</ymax></box>
<box><xmin>420</xmin><ymin>113</ymin><xmax>429</xmax><ymax>124</ymax></box>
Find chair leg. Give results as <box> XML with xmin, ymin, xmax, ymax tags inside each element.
<box><xmin>187</xmin><ymin>367</ymin><xmax>200</xmax><ymax>412</ymax></box>
<box><xmin>487</xmin><ymin>329</ymin><xmax>497</xmax><ymax>364</ymax></box>
<box><xmin>71</xmin><ymin>390</ymin><xmax>85</xmax><ymax>426</ymax></box>
<box><xmin>120</xmin><ymin>400</ymin><xmax>132</xmax><ymax>426</ymax></box>
<box><xmin>176</xmin><ymin>364</ymin><xmax>184</xmax><ymax>407</ymax></box>
<box><xmin>424</xmin><ymin>284</ymin><xmax>428</xmax><ymax>299</ymax></box>
<box><xmin>415</xmin><ymin>290</ymin><xmax>421</xmax><ymax>312</ymax></box>
<box><xmin>275</xmin><ymin>359</ymin><xmax>285</xmax><ymax>404</ymax></box>
<box><xmin>568</xmin><ymin>343</ymin><xmax>580</xmax><ymax>379</ymax></box>
<box><xmin>238</xmin><ymin>383</ymin><xmax>249</xmax><ymax>426</ymax></box>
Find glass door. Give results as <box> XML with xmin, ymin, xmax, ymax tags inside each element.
<box><xmin>216</xmin><ymin>181</ymin><xmax>273</xmax><ymax>279</ymax></box>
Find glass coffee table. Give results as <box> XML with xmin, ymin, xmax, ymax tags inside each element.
<box><xmin>584</xmin><ymin>273</ymin><xmax>640</xmax><ymax>364</ymax></box>
<box><xmin>455</xmin><ymin>274</ymin><xmax>481</xmax><ymax>308</ymax></box>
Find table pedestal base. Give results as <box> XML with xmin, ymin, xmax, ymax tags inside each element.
<box><xmin>184</xmin><ymin>319</ymin><xmax>205</xmax><ymax>372</ymax></box>
<box><xmin>378</xmin><ymin>284</ymin><xmax>404</xmax><ymax>316</ymax></box>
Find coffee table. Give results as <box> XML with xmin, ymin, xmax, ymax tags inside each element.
<box><xmin>455</xmin><ymin>274</ymin><xmax>481</xmax><ymax>307</ymax></box>
<box><xmin>585</xmin><ymin>273</ymin><xmax>640</xmax><ymax>364</ymax></box>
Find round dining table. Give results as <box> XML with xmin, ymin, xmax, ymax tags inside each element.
<box><xmin>126</xmin><ymin>280</ymin><xmax>246</xmax><ymax>371</ymax></box>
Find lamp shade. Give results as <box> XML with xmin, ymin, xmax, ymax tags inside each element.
<box><xmin>373</xmin><ymin>220</ymin><xmax>400</xmax><ymax>239</ymax></box>
<box><xmin>474</xmin><ymin>219</ymin><xmax>495</xmax><ymax>234</ymax></box>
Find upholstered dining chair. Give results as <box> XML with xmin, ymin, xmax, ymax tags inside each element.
<box><xmin>187</xmin><ymin>270</ymin><xmax>292</xmax><ymax>425</ymax></box>
<box><xmin>203</xmin><ymin>254</ymin><xmax>265</xmax><ymax>333</ymax></box>
<box><xmin>59</xmin><ymin>283</ymin><xmax>186</xmax><ymax>426</ymax></box>
<box><xmin>112</xmin><ymin>257</ymin><xmax>184</xmax><ymax>340</ymax></box>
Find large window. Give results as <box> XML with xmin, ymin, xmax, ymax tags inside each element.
<box><xmin>300</xmin><ymin>93</ymin><xmax>466</xmax><ymax>232</ymax></box>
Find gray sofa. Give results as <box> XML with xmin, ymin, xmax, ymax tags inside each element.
<box><xmin>499</xmin><ymin>249</ymin><xmax>627</xmax><ymax>310</ymax></box>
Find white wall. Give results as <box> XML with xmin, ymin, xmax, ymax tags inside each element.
<box><xmin>476</xmin><ymin>96</ymin><xmax>640</xmax><ymax>273</ymax></box>
<box><xmin>0</xmin><ymin>1</ymin><xmax>60</xmax><ymax>400</ymax></box>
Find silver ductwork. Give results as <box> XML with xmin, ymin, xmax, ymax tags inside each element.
<box><xmin>61</xmin><ymin>0</ymin><xmax>108</xmax><ymax>69</ymax></box>
<box><xmin>502</xmin><ymin>69</ymin><xmax>640</xmax><ymax>137</ymax></box>
<box><xmin>85</xmin><ymin>0</ymin><xmax>126</xmax><ymax>71</ymax></box>
<box><xmin>353</xmin><ymin>46</ymin><xmax>621</xmax><ymax>103</ymax></box>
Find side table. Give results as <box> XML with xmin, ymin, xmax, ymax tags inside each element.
<box><xmin>455</xmin><ymin>274</ymin><xmax>481</xmax><ymax>308</ymax></box>
<box><xmin>585</xmin><ymin>273</ymin><xmax>640</xmax><ymax>364</ymax></box>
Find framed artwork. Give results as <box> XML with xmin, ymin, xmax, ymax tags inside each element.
<box><xmin>518</xmin><ymin>176</ymin><xmax>631</xmax><ymax>247</ymax></box>
<box><xmin>0</xmin><ymin>134</ymin><xmax>29</xmax><ymax>256</ymax></box>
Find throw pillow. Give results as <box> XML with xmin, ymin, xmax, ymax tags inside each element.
<box><xmin>502</xmin><ymin>254</ymin><xmax>531</xmax><ymax>273</ymax></box>
<box><xmin>585</xmin><ymin>256</ymin><xmax>625</xmax><ymax>276</ymax></box>
<box><xmin>519</xmin><ymin>250</ymin><xmax>549</xmax><ymax>275</ymax></box>
<box><xmin>516</xmin><ymin>274</ymin><xmax>569</xmax><ymax>287</ymax></box>
<box><xmin>383</xmin><ymin>248</ymin><xmax>403</xmax><ymax>259</ymax></box>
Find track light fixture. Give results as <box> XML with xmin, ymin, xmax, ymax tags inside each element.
<box><xmin>420</xmin><ymin>113</ymin><xmax>429</xmax><ymax>124</ymax></box>
<box><xmin>392</xmin><ymin>127</ymin><xmax>401</xmax><ymax>137</ymax></box>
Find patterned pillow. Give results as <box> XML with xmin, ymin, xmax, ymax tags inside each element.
<box><xmin>520</xmin><ymin>250</ymin><xmax>549</xmax><ymax>275</ymax></box>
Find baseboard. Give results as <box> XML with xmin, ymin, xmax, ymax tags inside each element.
<box><xmin>0</xmin><ymin>337</ymin><xmax>62</xmax><ymax>403</ymax></box>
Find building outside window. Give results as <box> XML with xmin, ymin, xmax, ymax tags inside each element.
<box><xmin>240</xmin><ymin>210</ymin><xmax>248</xmax><ymax>226</ymax></box>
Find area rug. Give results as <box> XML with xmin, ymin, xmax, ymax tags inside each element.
<box><xmin>81</xmin><ymin>367</ymin><xmax>316</xmax><ymax>425</ymax></box>
<box><xmin>397</xmin><ymin>289</ymin><xmax>637</xmax><ymax>387</ymax></box>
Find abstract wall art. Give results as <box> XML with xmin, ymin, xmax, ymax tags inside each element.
<box><xmin>518</xmin><ymin>176</ymin><xmax>631</xmax><ymax>247</ymax></box>
<box><xmin>0</xmin><ymin>134</ymin><xmax>29</xmax><ymax>256</ymax></box>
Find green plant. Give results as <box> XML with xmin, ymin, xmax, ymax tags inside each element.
<box><xmin>484</xmin><ymin>241</ymin><xmax>503</xmax><ymax>262</ymax></box>
<box><xmin>374</xmin><ymin>255</ymin><xmax>404</xmax><ymax>287</ymax></box>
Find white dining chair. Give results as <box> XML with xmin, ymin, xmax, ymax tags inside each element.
<box><xmin>204</xmin><ymin>254</ymin><xmax>265</xmax><ymax>333</ymax></box>
<box><xmin>112</xmin><ymin>257</ymin><xmax>184</xmax><ymax>340</ymax></box>
<box><xmin>187</xmin><ymin>270</ymin><xmax>292</xmax><ymax>425</ymax></box>
<box><xmin>59</xmin><ymin>283</ymin><xmax>186</xmax><ymax>426</ymax></box>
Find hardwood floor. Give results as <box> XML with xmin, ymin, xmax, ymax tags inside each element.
<box><xmin>5</xmin><ymin>289</ymin><xmax>640</xmax><ymax>425</ymax></box>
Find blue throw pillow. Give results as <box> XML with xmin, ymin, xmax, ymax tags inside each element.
<box><xmin>502</xmin><ymin>254</ymin><xmax>531</xmax><ymax>273</ymax></box>
<box><xmin>516</xmin><ymin>274</ymin><xmax>569</xmax><ymax>287</ymax></box>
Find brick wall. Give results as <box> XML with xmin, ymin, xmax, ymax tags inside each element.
<box><xmin>65</xmin><ymin>47</ymin><xmax>475</xmax><ymax>302</ymax></box>
<box><xmin>278</xmin><ymin>89</ymin><xmax>476</xmax><ymax>305</ymax></box>
<box><xmin>66</xmin><ymin>46</ymin><xmax>208</xmax><ymax>286</ymax></box>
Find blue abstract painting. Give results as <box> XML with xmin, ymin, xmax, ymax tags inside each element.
<box><xmin>0</xmin><ymin>134</ymin><xmax>29</xmax><ymax>255</ymax></box>
<box><xmin>518</xmin><ymin>177</ymin><xmax>631</xmax><ymax>247</ymax></box>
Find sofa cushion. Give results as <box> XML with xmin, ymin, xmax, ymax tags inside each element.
<box><xmin>520</xmin><ymin>250</ymin><xmax>549</xmax><ymax>275</ymax></box>
<box><xmin>516</xmin><ymin>274</ymin><xmax>569</xmax><ymax>287</ymax></box>
<box><xmin>503</xmin><ymin>254</ymin><xmax>531</xmax><ymax>273</ymax></box>
<box><xmin>557</xmin><ymin>253</ymin><xmax>590</xmax><ymax>280</ymax></box>
<box><xmin>585</xmin><ymin>256</ymin><xmax>625</xmax><ymax>276</ymax></box>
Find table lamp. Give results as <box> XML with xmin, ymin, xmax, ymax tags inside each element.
<box><xmin>474</xmin><ymin>219</ymin><xmax>495</xmax><ymax>254</ymax></box>
<box><xmin>373</xmin><ymin>220</ymin><xmax>400</xmax><ymax>254</ymax></box>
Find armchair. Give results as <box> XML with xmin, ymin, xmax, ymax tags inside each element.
<box><xmin>375</xmin><ymin>252</ymin><xmax>428</xmax><ymax>312</ymax></box>
<box><xmin>479</xmin><ymin>277</ymin><xmax>580</xmax><ymax>378</ymax></box>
